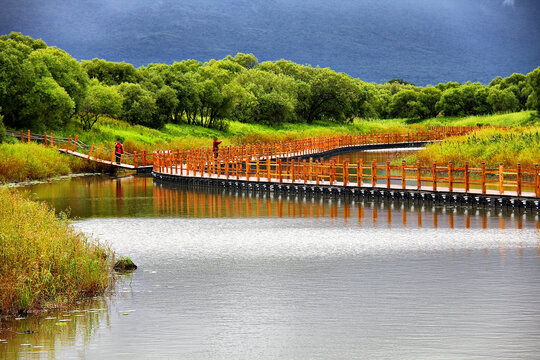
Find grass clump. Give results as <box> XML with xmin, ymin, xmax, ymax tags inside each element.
<box><xmin>0</xmin><ymin>188</ymin><xmax>114</xmax><ymax>315</ymax></box>
<box><xmin>406</xmin><ymin>127</ymin><xmax>540</xmax><ymax>168</ymax></box>
<box><xmin>0</xmin><ymin>142</ymin><xmax>101</xmax><ymax>183</ymax></box>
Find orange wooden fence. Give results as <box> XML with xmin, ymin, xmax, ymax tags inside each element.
<box><xmin>153</xmin><ymin>152</ymin><xmax>540</xmax><ymax>197</ymax></box>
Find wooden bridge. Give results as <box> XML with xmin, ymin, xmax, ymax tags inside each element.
<box><xmin>10</xmin><ymin>126</ymin><xmax>540</xmax><ymax>210</ymax></box>
<box><xmin>9</xmin><ymin>130</ymin><xmax>153</xmax><ymax>172</ymax></box>
<box><xmin>148</xmin><ymin>127</ymin><xmax>540</xmax><ymax>211</ymax></box>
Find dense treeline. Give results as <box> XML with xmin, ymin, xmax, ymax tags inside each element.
<box><xmin>1</xmin><ymin>32</ymin><xmax>539</xmax><ymax>133</ymax></box>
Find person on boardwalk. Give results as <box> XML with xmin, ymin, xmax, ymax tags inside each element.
<box><xmin>114</xmin><ymin>139</ymin><xmax>124</xmax><ymax>164</ymax></box>
<box><xmin>212</xmin><ymin>137</ymin><xmax>222</xmax><ymax>158</ymax></box>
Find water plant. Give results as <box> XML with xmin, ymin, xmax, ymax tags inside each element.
<box><xmin>0</xmin><ymin>188</ymin><xmax>114</xmax><ymax>315</ymax></box>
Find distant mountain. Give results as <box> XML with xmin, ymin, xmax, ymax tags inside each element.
<box><xmin>1</xmin><ymin>0</ymin><xmax>539</xmax><ymax>85</ymax></box>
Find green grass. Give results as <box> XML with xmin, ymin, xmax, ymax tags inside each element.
<box><xmin>404</xmin><ymin>127</ymin><xmax>540</xmax><ymax>169</ymax></box>
<box><xmin>49</xmin><ymin>111</ymin><xmax>535</xmax><ymax>154</ymax></box>
<box><xmin>0</xmin><ymin>188</ymin><xmax>114</xmax><ymax>315</ymax></box>
<box><xmin>0</xmin><ymin>142</ymin><xmax>101</xmax><ymax>183</ymax></box>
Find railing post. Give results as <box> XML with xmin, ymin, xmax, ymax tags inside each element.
<box><xmin>66</xmin><ymin>136</ymin><xmax>71</xmax><ymax>152</ymax></box>
<box><xmin>371</xmin><ymin>160</ymin><xmax>376</xmax><ymax>187</ymax></box>
<box><xmin>464</xmin><ymin>162</ymin><xmax>469</xmax><ymax>193</ymax></box>
<box><xmin>88</xmin><ymin>143</ymin><xmax>95</xmax><ymax>159</ymax></box>
<box><xmin>28</xmin><ymin>130</ymin><xmax>31</xmax><ymax>143</ymax></box>
<box><xmin>535</xmin><ymin>164</ymin><xmax>539</xmax><ymax>197</ymax></box>
<box><xmin>498</xmin><ymin>162</ymin><xmax>504</xmax><ymax>194</ymax></box>
<box><xmin>343</xmin><ymin>161</ymin><xmax>348</xmax><ymax>186</ymax></box>
<box><xmin>278</xmin><ymin>159</ymin><xmax>283</xmax><ymax>183</ymax></box>
<box><xmin>448</xmin><ymin>161</ymin><xmax>453</xmax><ymax>192</ymax></box>
<box><xmin>50</xmin><ymin>133</ymin><xmax>54</xmax><ymax>147</ymax></box>
<box><xmin>516</xmin><ymin>163</ymin><xmax>521</xmax><ymax>196</ymax></box>
<box><xmin>401</xmin><ymin>160</ymin><xmax>406</xmax><ymax>189</ymax></box>
<box><xmin>416</xmin><ymin>160</ymin><xmax>421</xmax><ymax>190</ymax></box>
<box><xmin>315</xmin><ymin>160</ymin><xmax>320</xmax><ymax>185</ymax></box>
<box><xmin>256</xmin><ymin>158</ymin><xmax>260</xmax><ymax>182</ymax></box>
<box><xmin>267</xmin><ymin>158</ymin><xmax>271</xmax><ymax>181</ymax></box>
<box><xmin>432</xmin><ymin>161</ymin><xmax>437</xmax><ymax>191</ymax></box>
<box><xmin>133</xmin><ymin>151</ymin><xmax>138</xmax><ymax>168</ymax></box>
<box><xmin>386</xmin><ymin>160</ymin><xmax>391</xmax><ymax>188</ymax></box>
<box><xmin>291</xmin><ymin>159</ymin><xmax>296</xmax><ymax>183</ymax></box>
<box><xmin>72</xmin><ymin>136</ymin><xmax>78</xmax><ymax>152</ymax></box>
<box><xmin>357</xmin><ymin>160</ymin><xmax>363</xmax><ymax>187</ymax></box>
<box><xmin>481</xmin><ymin>162</ymin><xmax>486</xmax><ymax>194</ymax></box>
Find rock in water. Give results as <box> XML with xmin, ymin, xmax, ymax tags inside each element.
<box><xmin>114</xmin><ymin>257</ymin><xmax>137</xmax><ymax>272</ymax></box>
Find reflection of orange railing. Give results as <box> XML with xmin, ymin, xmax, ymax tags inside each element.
<box><xmin>153</xmin><ymin>155</ymin><xmax>540</xmax><ymax>198</ymax></box>
<box><xmin>151</xmin><ymin>185</ymin><xmax>538</xmax><ymax>234</ymax></box>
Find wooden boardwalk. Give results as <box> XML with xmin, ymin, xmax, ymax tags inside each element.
<box><xmin>59</xmin><ymin>149</ymin><xmax>153</xmax><ymax>172</ymax></box>
<box><xmin>152</xmin><ymin>153</ymin><xmax>540</xmax><ymax>211</ymax></box>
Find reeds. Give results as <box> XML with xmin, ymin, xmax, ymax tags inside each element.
<box><xmin>411</xmin><ymin>128</ymin><xmax>540</xmax><ymax>168</ymax></box>
<box><xmin>0</xmin><ymin>188</ymin><xmax>114</xmax><ymax>315</ymax></box>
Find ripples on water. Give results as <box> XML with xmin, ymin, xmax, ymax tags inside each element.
<box><xmin>2</xmin><ymin>173</ymin><xmax>540</xmax><ymax>359</ymax></box>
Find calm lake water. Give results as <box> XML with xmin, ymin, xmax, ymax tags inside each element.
<box><xmin>2</xmin><ymin>150</ymin><xmax>540</xmax><ymax>359</ymax></box>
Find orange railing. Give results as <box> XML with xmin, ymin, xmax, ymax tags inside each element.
<box><xmin>153</xmin><ymin>154</ymin><xmax>540</xmax><ymax>198</ymax></box>
<box><xmin>7</xmin><ymin>130</ymin><xmax>153</xmax><ymax>167</ymax></box>
<box><xmin>9</xmin><ymin>126</ymin><xmax>502</xmax><ymax>171</ymax></box>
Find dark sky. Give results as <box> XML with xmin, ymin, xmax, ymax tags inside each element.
<box><xmin>1</xmin><ymin>0</ymin><xmax>539</xmax><ymax>85</ymax></box>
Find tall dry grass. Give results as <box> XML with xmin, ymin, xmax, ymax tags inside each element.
<box><xmin>0</xmin><ymin>188</ymin><xmax>114</xmax><ymax>315</ymax></box>
<box><xmin>409</xmin><ymin>128</ymin><xmax>540</xmax><ymax>168</ymax></box>
<box><xmin>0</xmin><ymin>143</ymin><xmax>100</xmax><ymax>183</ymax></box>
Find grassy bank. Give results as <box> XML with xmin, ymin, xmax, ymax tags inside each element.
<box><xmin>48</xmin><ymin>111</ymin><xmax>535</xmax><ymax>154</ymax></box>
<box><xmin>0</xmin><ymin>142</ymin><xmax>104</xmax><ymax>183</ymax></box>
<box><xmin>0</xmin><ymin>188</ymin><xmax>113</xmax><ymax>315</ymax></box>
<box><xmin>404</xmin><ymin>127</ymin><xmax>540</xmax><ymax>169</ymax></box>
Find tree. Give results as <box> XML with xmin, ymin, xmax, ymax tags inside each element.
<box><xmin>486</xmin><ymin>86</ymin><xmax>520</xmax><ymax>113</ymax></box>
<box><xmin>389</xmin><ymin>89</ymin><xmax>427</xmax><ymax>119</ymax></box>
<box><xmin>526</xmin><ymin>67</ymin><xmax>540</xmax><ymax>112</ymax></box>
<box><xmin>386</xmin><ymin>78</ymin><xmax>415</xmax><ymax>86</ymax></box>
<box><xmin>232</xmin><ymin>68</ymin><xmax>298</xmax><ymax>124</ymax></box>
<box><xmin>284</xmin><ymin>66</ymin><xmax>359</xmax><ymax>124</ymax></box>
<box><xmin>419</xmin><ymin>87</ymin><xmax>442</xmax><ymax>118</ymax></box>
<box><xmin>27</xmin><ymin>47</ymin><xmax>89</xmax><ymax>115</ymax></box>
<box><xmin>234</xmin><ymin>53</ymin><xmax>258</xmax><ymax>69</ymax></box>
<box><xmin>0</xmin><ymin>33</ymin><xmax>86</xmax><ymax>130</ymax></box>
<box><xmin>81</xmin><ymin>58</ymin><xmax>138</xmax><ymax>85</ymax></box>
<box><xmin>78</xmin><ymin>80</ymin><xmax>122</xmax><ymax>130</ymax></box>
<box><xmin>117</xmin><ymin>83</ymin><xmax>159</xmax><ymax>128</ymax></box>
<box><xmin>0</xmin><ymin>107</ymin><xmax>5</xmax><ymax>143</ymax></box>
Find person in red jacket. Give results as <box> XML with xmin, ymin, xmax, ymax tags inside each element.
<box><xmin>212</xmin><ymin>137</ymin><xmax>222</xmax><ymax>158</ymax></box>
<box><xmin>114</xmin><ymin>139</ymin><xmax>124</xmax><ymax>164</ymax></box>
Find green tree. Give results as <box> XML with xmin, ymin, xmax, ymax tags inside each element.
<box><xmin>419</xmin><ymin>87</ymin><xmax>442</xmax><ymax>118</ymax></box>
<box><xmin>389</xmin><ymin>89</ymin><xmax>427</xmax><ymax>119</ymax></box>
<box><xmin>486</xmin><ymin>86</ymin><xmax>520</xmax><ymax>113</ymax></box>
<box><xmin>78</xmin><ymin>80</ymin><xmax>122</xmax><ymax>130</ymax></box>
<box><xmin>82</xmin><ymin>58</ymin><xmax>138</xmax><ymax>85</ymax></box>
<box><xmin>234</xmin><ymin>53</ymin><xmax>259</xmax><ymax>69</ymax></box>
<box><xmin>27</xmin><ymin>47</ymin><xmax>89</xmax><ymax>115</ymax></box>
<box><xmin>0</xmin><ymin>107</ymin><xmax>5</xmax><ymax>143</ymax></box>
<box><xmin>117</xmin><ymin>83</ymin><xmax>159</xmax><ymax>128</ymax></box>
<box><xmin>232</xmin><ymin>68</ymin><xmax>297</xmax><ymax>124</ymax></box>
<box><xmin>526</xmin><ymin>67</ymin><xmax>540</xmax><ymax>112</ymax></box>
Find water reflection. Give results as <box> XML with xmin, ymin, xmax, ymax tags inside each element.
<box><xmin>25</xmin><ymin>175</ymin><xmax>540</xmax><ymax>231</ymax></box>
<box><xmin>0</xmin><ymin>297</ymin><xmax>111</xmax><ymax>359</ymax></box>
<box><xmin>11</xmin><ymin>174</ymin><xmax>540</xmax><ymax>359</ymax></box>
